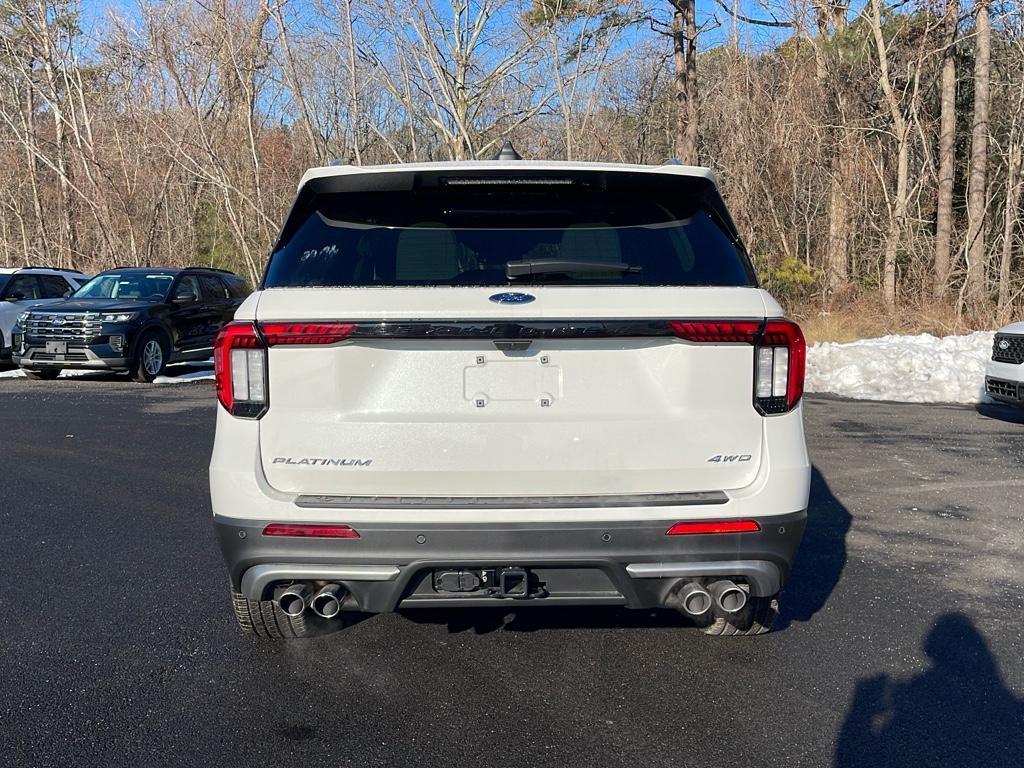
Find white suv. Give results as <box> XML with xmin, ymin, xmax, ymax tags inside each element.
<box><xmin>209</xmin><ymin>155</ymin><xmax>811</xmax><ymax>638</ymax></box>
<box><xmin>986</xmin><ymin>321</ymin><xmax>1024</xmax><ymax>405</ymax></box>
<box><xmin>0</xmin><ymin>268</ymin><xmax>88</xmax><ymax>365</ymax></box>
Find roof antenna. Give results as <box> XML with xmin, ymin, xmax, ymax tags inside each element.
<box><xmin>492</xmin><ymin>140</ymin><xmax>522</xmax><ymax>161</ymax></box>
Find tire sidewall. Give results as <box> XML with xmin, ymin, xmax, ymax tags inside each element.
<box><xmin>132</xmin><ymin>331</ymin><xmax>168</xmax><ymax>383</ymax></box>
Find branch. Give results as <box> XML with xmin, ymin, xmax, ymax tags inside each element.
<box><xmin>709</xmin><ymin>0</ymin><xmax>795</xmax><ymax>28</ymax></box>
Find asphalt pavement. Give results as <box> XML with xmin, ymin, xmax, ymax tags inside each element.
<box><xmin>0</xmin><ymin>378</ymin><xmax>1021</xmax><ymax>767</ymax></box>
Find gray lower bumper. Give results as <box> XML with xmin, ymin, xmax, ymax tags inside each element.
<box><xmin>16</xmin><ymin>344</ymin><xmax>128</xmax><ymax>370</ymax></box>
<box><xmin>214</xmin><ymin>511</ymin><xmax>807</xmax><ymax>612</ymax></box>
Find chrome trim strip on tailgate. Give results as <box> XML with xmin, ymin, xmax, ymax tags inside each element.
<box><xmin>295</xmin><ymin>491</ymin><xmax>729</xmax><ymax>510</ymax></box>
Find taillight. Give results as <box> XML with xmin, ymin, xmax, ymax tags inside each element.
<box><xmin>214</xmin><ymin>321</ymin><xmax>267</xmax><ymax>419</ymax></box>
<box><xmin>214</xmin><ymin>321</ymin><xmax>358</xmax><ymax>418</ymax></box>
<box><xmin>260</xmin><ymin>322</ymin><xmax>355</xmax><ymax>346</ymax></box>
<box><xmin>669</xmin><ymin>320</ymin><xmax>761</xmax><ymax>343</ymax></box>
<box><xmin>754</xmin><ymin>320</ymin><xmax>805</xmax><ymax>414</ymax></box>
<box><xmin>262</xmin><ymin>523</ymin><xmax>360</xmax><ymax>538</ymax></box>
<box><xmin>666</xmin><ymin>520</ymin><xmax>761</xmax><ymax>535</ymax></box>
<box><xmin>669</xmin><ymin>318</ymin><xmax>806</xmax><ymax>415</ymax></box>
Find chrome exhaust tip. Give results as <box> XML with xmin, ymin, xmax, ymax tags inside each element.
<box><xmin>708</xmin><ymin>580</ymin><xmax>747</xmax><ymax>613</ymax></box>
<box><xmin>310</xmin><ymin>583</ymin><xmax>346</xmax><ymax>619</ymax></box>
<box><xmin>277</xmin><ymin>583</ymin><xmax>310</xmax><ymax>617</ymax></box>
<box><xmin>672</xmin><ymin>582</ymin><xmax>713</xmax><ymax>617</ymax></box>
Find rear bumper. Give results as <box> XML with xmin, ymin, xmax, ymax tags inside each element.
<box><xmin>214</xmin><ymin>510</ymin><xmax>807</xmax><ymax>611</ymax></box>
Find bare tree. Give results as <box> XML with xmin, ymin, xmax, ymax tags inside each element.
<box><xmin>933</xmin><ymin>0</ymin><xmax>958</xmax><ymax>298</ymax></box>
<box><xmin>964</xmin><ymin>0</ymin><xmax>992</xmax><ymax>312</ymax></box>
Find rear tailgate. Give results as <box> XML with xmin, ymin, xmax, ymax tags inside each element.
<box><xmin>256</xmin><ymin>286</ymin><xmax>769</xmax><ymax>498</ymax></box>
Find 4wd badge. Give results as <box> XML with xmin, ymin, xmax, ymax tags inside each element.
<box><xmin>707</xmin><ymin>454</ymin><xmax>752</xmax><ymax>463</ymax></box>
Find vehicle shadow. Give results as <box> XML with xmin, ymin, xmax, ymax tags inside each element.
<box><xmin>834</xmin><ymin>613</ymin><xmax>1024</xmax><ymax>767</ymax></box>
<box><xmin>402</xmin><ymin>465</ymin><xmax>849</xmax><ymax>635</ymax></box>
<box><xmin>975</xmin><ymin>402</ymin><xmax>1024</xmax><ymax>424</ymax></box>
<box><xmin>774</xmin><ymin>465</ymin><xmax>850</xmax><ymax>630</ymax></box>
<box><xmin>400</xmin><ymin>604</ymin><xmax>691</xmax><ymax>634</ymax></box>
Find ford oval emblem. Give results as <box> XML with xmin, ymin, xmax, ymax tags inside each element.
<box><xmin>489</xmin><ymin>292</ymin><xmax>535</xmax><ymax>305</ymax></box>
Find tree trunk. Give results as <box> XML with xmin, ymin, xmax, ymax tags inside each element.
<box><xmin>965</xmin><ymin>0</ymin><xmax>991</xmax><ymax>312</ymax></box>
<box><xmin>672</xmin><ymin>1</ymin><xmax>698</xmax><ymax>165</ymax></box>
<box><xmin>933</xmin><ymin>0</ymin><xmax>958</xmax><ymax>298</ymax></box>
<box><xmin>997</xmin><ymin>144</ymin><xmax>1022</xmax><ymax>321</ymax></box>
<box><xmin>825</xmin><ymin>152</ymin><xmax>849</xmax><ymax>293</ymax></box>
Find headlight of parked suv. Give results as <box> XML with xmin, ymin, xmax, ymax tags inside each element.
<box><xmin>17</xmin><ymin>312</ymin><xmax>30</xmax><ymax>325</ymax></box>
<box><xmin>101</xmin><ymin>312</ymin><xmax>137</xmax><ymax>323</ymax></box>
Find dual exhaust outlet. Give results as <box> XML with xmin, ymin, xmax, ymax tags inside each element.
<box><xmin>672</xmin><ymin>580</ymin><xmax>747</xmax><ymax>617</ymax></box>
<box><xmin>276</xmin><ymin>583</ymin><xmax>346</xmax><ymax>619</ymax></box>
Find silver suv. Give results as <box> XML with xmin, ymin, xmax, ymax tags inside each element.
<box><xmin>209</xmin><ymin>156</ymin><xmax>811</xmax><ymax>638</ymax></box>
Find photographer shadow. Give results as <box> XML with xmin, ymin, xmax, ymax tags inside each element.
<box><xmin>835</xmin><ymin>613</ymin><xmax>1024</xmax><ymax>767</ymax></box>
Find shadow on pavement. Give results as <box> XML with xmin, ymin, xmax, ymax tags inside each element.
<box><xmin>775</xmin><ymin>466</ymin><xmax>850</xmax><ymax>630</ymax></box>
<box><xmin>975</xmin><ymin>402</ymin><xmax>1024</xmax><ymax>424</ymax></box>
<box><xmin>402</xmin><ymin>466</ymin><xmax>850</xmax><ymax>635</ymax></box>
<box><xmin>834</xmin><ymin>613</ymin><xmax>1024</xmax><ymax>767</ymax></box>
<box><xmin>400</xmin><ymin>605</ymin><xmax>691</xmax><ymax>634</ymax></box>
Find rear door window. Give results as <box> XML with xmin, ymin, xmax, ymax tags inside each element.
<box><xmin>264</xmin><ymin>171</ymin><xmax>754</xmax><ymax>289</ymax></box>
<box><xmin>199</xmin><ymin>275</ymin><xmax>228</xmax><ymax>301</ymax></box>
<box><xmin>39</xmin><ymin>275</ymin><xmax>71</xmax><ymax>298</ymax></box>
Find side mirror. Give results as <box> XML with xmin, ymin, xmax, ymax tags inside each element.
<box><xmin>174</xmin><ymin>291</ymin><xmax>198</xmax><ymax>305</ymax></box>
<box><xmin>62</xmin><ymin>289</ymin><xmax>72</xmax><ymax>298</ymax></box>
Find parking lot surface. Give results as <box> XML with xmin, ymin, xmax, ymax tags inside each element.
<box><xmin>1</xmin><ymin>379</ymin><xmax>1021</xmax><ymax>767</ymax></box>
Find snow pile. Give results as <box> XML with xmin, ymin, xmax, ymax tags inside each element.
<box><xmin>0</xmin><ymin>362</ymin><xmax>213</xmax><ymax>384</ymax></box>
<box><xmin>153</xmin><ymin>365</ymin><xmax>214</xmax><ymax>384</ymax></box>
<box><xmin>806</xmin><ymin>331</ymin><xmax>995</xmax><ymax>404</ymax></box>
<box><xmin>0</xmin><ymin>367</ymin><xmax>92</xmax><ymax>379</ymax></box>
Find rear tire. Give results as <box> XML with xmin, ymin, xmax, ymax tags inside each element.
<box><xmin>701</xmin><ymin>595</ymin><xmax>779</xmax><ymax>636</ymax></box>
<box><xmin>231</xmin><ymin>590</ymin><xmax>315</xmax><ymax>639</ymax></box>
<box><xmin>130</xmin><ymin>332</ymin><xmax>168</xmax><ymax>383</ymax></box>
<box><xmin>22</xmin><ymin>368</ymin><xmax>60</xmax><ymax>380</ymax></box>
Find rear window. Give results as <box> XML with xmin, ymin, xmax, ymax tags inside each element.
<box><xmin>263</xmin><ymin>171</ymin><xmax>755</xmax><ymax>288</ymax></box>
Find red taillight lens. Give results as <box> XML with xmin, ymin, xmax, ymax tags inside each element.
<box><xmin>214</xmin><ymin>321</ymin><xmax>266</xmax><ymax>418</ymax></box>
<box><xmin>666</xmin><ymin>520</ymin><xmax>761</xmax><ymax>535</ymax></box>
<box><xmin>669</xmin><ymin>318</ymin><xmax>805</xmax><ymax>415</ymax></box>
<box><xmin>669</xmin><ymin>320</ymin><xmax>761</xmax><ymax>344</ymax></box>
<box><xmin>262</xmin><ymin>523</ymin><xmax>360</xmax><ymax>539</ymax></box>
<box><xmin>260</xmin><ymin>322</ymin><xmax>355</xmax><ymax>345</ymax></box>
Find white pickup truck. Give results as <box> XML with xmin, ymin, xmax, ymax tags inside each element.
<box><xmin>208</xmin><ymin>153</ymin><xmax>811</xmax><ymax>639</ymax></box>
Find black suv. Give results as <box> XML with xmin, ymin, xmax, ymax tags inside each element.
<box><xmin>13</xmin><ymin>267</ymin><xmax>248</xmax><ymax>381</ymax></box>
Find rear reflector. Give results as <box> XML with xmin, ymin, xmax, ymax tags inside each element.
<box><xmin>262</xmin><ymin>523</ymin><xmax>361</xmax><ymax>539</ymax></box>
<box><xmin>666</xmin><ymin>520</ymin><xmax>761</xmax><ymax>535</ymax></box>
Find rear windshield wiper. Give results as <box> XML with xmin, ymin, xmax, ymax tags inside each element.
<box><xmin>506</xmin><ymin>260</ymin><xmax>641</xmax><ymax>279</ymax></box>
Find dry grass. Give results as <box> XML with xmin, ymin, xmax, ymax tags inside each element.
<box><xmin>793</xmin><ymin>297</ymin><xmax>991</xmax><ymax>345</ymax></box>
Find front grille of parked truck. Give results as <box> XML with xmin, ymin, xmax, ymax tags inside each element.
<box><xmin>992</xmin><ymin>334</ymin><xmax>1024</xmax><ymax>364</ymax></box>
<box><xmin>25</xmin><ymin>313</ymin><xmax>103</xmax><ymax>342</ymax></box>
<box><xmin>986</xmin><ymin>377</ymin><xmax>1021</xmax><ymax>401</ymax></box>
